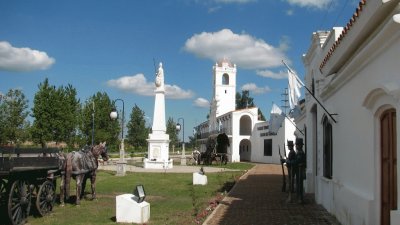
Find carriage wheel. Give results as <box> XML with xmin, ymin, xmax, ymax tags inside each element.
<box><xmin>0</xmin><ymin>179</ymin><xmax>7</xmax><ymax>205</ymax></box>
<box><xmin>223</xmin><ymin>155</ymin><xmax>228</xmax><ymax>165</ymax></box>
<box><xmin>8</xmin><ymin>180</ymin><xmax>32</xmax><ymax>225</ymax></box>
<box><xmin>0</xmin><ymin>179</ymin><xmax>7</xmax><ymax>196</ymax></box>
<box><xmin>36</xmin><ymin>180</ymin><xmax>56</xmax><ymax>216</ymax></box>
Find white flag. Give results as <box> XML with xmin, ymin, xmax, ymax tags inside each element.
<box><xmin>271</xmin><ymin>103</ymin><xmax>283</xmax><ymax>115</ymax></box>
<box><xmin>288</xmin><ymin>69</ymin><xmax>303</xmax><ymax>109</ymax></box>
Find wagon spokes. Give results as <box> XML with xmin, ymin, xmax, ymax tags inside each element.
<box><xmin>8</xmin><ymin>180</ymin><xmax>32</xmax><ymax>225</ymax></box>
<box><xmin>36</xmin><ymin>180</ymin><xmax>56</xmax><ymax>216</ymax></box>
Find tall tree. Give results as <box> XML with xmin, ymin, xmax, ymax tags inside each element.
<box><xmin>236</xmin><ymin>90</ymin><xmax>266</xmax><ymax>121</ymax></box>
<box><xmin>60</xmin><ymin>84</ymin><xmax>80</xmax><ymax>149</ymax></box>
<box><xmin>31</xmin><ymin>79</ymin><xmax>80</xmax><ymax>148</ymax></box>
<box><xmin>0</xmin><ymin>89</ymin><xmax>29</xmax><ymax>146</ymax></box>
<box><xmin>81</xmin><ymin>92</ymin><xmax>119</xmax><ymax>150</ymax></box>
<box><xmin>126</xmin><ymin>104</ymin><xmax>149</xmax><ymax>150</ymax></box>
<box><xmin>236</xmin><ymin>90</ymin><xmax>254</xmax><ymax>109</ymax></box>
<box><xmin>258</xmin><ymin>109</ymin><xmax>266</xmax><ymax>121</ymax></box>
<box><xmin>166</xmin><ymin>117</ymin><xmax>179</xmax><ymax>148</ymax></box>
<box><xmin>188</xmin><ymin>135</ymin><xmax>197</xmax><ymax>149</ymax></box>
<box><xmin>31</xmin><ymin>78</ymin><xmax>57</xmax><ymax>148</ymax></box>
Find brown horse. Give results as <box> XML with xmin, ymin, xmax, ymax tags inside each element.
<box><xmin>60</xmin><ymin>142</ymin><xmax>109</xmax><ymax>206</ymax></box>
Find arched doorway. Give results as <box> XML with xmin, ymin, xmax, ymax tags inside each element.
<box><xmin>239</xmin><ymin>139</ymin><xmax>251</xmax><ymax>161</ymax></box>
<box><xmin>381</xmin><ymin>108</ymin><xmax>397</xmax><ymax>225</ymax></box>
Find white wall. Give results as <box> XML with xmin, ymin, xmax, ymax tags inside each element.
<box><xmin>303</xmin><ymin>6</ymin><xmax>400</xmax><ymax>225</ymax></box>
<box><xmin>250</xmin><ymin>118</ymin><xmax>297</xmax><ymax>164</ymax></box>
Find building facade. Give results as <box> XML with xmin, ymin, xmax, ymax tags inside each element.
<box><xmin>195</xmin><ymin>59</ymin><xmax>296</xmax><ymax>164</ymax></box>
<box><xmin>301</xmin><ymin>1</ymin><xmax>400</xmax><ymax>224</ymax></box>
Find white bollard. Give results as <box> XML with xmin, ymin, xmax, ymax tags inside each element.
<box><xmin>193</xmin><ymin>172</ymin><xmax>208</xmax><ymax>185</ymax></box>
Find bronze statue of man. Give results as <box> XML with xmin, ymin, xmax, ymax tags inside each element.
<box><xmin>295</xmin><ymin>138</ymin><xmax>306</xmax><ymax>203</ymax></box>
<box><xmin>286</xmin><ymin>140</ymin><xmax>296</xmax><ymax>202</ymax></box>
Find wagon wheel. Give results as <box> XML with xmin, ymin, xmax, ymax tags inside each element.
<box><xmin>0</xmin><ymin>178</ymin><xmax>7</xmax><ymax>197</ymax></box>
<box><xmin>8</xmin><ymin>180</ymin><xmax>32</xmax><ymax>225</ymax></box>
<box><xmin>0</xmin><ymin>179</ymin><xmax>7</xmax><ymax>205</ymax></box>
<box><xmin>36</xmin><ymin>180</ymin><xmax>56</xmax><ymax>216</ymax></box>
<box><xmin>222</xmin><ymin>154</ymin><xmax>228</xmax><ymax>165</ymax></box>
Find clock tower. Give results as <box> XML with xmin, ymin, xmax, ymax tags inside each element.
<box><xmin>212</xmin><ymin>59</ymin><xmax>237</xmax><ymax>117</ymax></box>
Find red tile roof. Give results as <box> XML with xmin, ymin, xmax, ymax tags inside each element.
<box><xmin>319</xmin><ymin>0</ymin><xmax>367</xmax><ymax>72</ymax></box>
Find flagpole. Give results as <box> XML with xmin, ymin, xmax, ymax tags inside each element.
<box><xmin>282</xmin><ymin>60</ymin><xmax>337</xmax><ymax>123</ymax></box>
<box><xmin>284</xmin><ymin>113</ymin><xmax>304</xmax><ymax>135</ymax></box>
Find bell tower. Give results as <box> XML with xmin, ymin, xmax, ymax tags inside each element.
<box><xmin>212</xmin><ymin>59</ymin><xmax>237</xmax><ymax>117</ymax></box>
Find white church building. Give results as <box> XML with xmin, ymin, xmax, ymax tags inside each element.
<box><xmin>194</xmin><ymin>59</ymin><xmax>296</xmax><ymax>164</ymax></box>
<box><xmin>297</xmin><ymin>1</ymin><xmax>400</xmax><ymax>224</ymax></box>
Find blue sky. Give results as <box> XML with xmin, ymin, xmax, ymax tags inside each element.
<box><xmin>0</xmin><ymin>0</ymin><xmax>358</xmax><ymax>141</ymax></box>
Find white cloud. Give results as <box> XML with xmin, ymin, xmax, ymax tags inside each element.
<box><xmin>165</xmin><ymin>84</ymin><xmax>195</xmax><ymax>99</ymax></box>
<box><xmin>285</xmin><ymin>0</ymin><xmax>331</xmax><ymax>9</ymax></box>
<box><xmin>183</xmin><ymin>29</ymin><xmax>288</xmax><ymax>70</ymax></box>
<box><xmin>193</xmin><ymin>98</ymin><xmax>210</xmax><ymax>108</ymax></box>
<box><xmin>107</xmin><ymin>74</ymin><xmax>154</xmax><ymax>96</ymax></box>
<box><xmin>107</xmin><ymin>74</ymin><xmax>194</xmax><ymax>99</ymax></box>
<box><xmin>256</xmin><ymin>70</ymin><xmax>287</xmax><ymax>79</ymax></box>
<box><xmin>241</xmin><ymin>83</ymin><xmax>271</xmax><ymax>94</ymax></box>
<box><xmin>0</xmin><ymin>41</ymin><xmax>55</xmax><ymax>72</ymax></box>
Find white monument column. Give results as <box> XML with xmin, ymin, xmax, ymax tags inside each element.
<box><xmin>144</xmin><ymin>62</ymin><xmax>173</xmax><ymax>169</ymax></box>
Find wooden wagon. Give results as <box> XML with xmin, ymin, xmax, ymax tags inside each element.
<box><xmin>0</xmin><ymin>147</ymin><xmax>62</xmax><ymax>225</ymax></box>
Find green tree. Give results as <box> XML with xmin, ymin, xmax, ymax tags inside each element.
<box><xmin>0</xmin><ymin>89</ymin><xmax>29</xmax><ymax>146</ymax></box>
<box><xmin>258</xmin><ymin>109</ymin><xmax>266</xmax><ymax>121</ymax></box>
<box><xmin>81</xmin><ymin>92</ymin><xmax>119</xmax><ymax>150</ymax></box>
<box><xmin>31</xmin><ymin>79</ymin><xmax>80</xmax><ymax>148</ymax></box>
<box><xmin>126</xmin><ymin>104</ymin><xmax>149</xmax><ymax>151</ymax></box>
<box><xmin>50</xmin><ymin>84</ymin><xmax>80</xmax><ymax>148</ymax></box>
<box><xmin>236</xmin><ymin>90</ymin><xmax>266</xmax><ymax>121</ymax></box>
<box><xmin>236</xmin><ymin>90</ymin><xmax>254</xmax><ymax>109</ymax></box>
<box><xmin>187</xmin><ymin>135</ymin><xmax>197</xmax><ymax>149</ymax></box>
<box><xmin>31</xmin><ymin>78</ymin><xmax>57</xmax><ymax>148</ymax></box>
<box><xmin>60</xmin><ymin>85</ymin><xmax>80</xmax><ymax>149</ymax></box>
<box><xmin>166</xmin><ymin>117</ymin><xmax>178</xmax><ymax>148</ymax></box>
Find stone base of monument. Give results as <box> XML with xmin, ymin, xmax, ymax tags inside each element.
<box><xmin>116</xmin><ymin>194</ymin><xmax>150</xmax><ymax>224</ymax></box>
<box><xmin>143</xmin><ymin>158</ymin><xmax>173</xmax><ymax>169</ymax></box>
<box><xmin>193</xmin><ymin>172</ymin><xmax>208</xmax><ymax>185</ymax></box>
<box><xmin>116</xmin><ymin>161</ymin><xmax>127</xmax><ymax>176</ymax></box>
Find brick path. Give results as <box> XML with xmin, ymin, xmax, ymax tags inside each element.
<box><xmin>203</xmin><ymin>164</ymin><xmax>341</xmax><ymax>225</ymax></box>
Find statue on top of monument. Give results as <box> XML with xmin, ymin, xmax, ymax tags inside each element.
<box><xmin>155</xmin><ymin>62</ymin><xmax>164</xmax><ymax>89</ymax></box>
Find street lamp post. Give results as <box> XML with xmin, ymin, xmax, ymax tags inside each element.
<box><xmin>91</xmin><ymin>101</ymin><xmax>95</xmax><ymax>146</ymax></box>
<box><xmin>176</xmin><ymin>118</ymin><xmax>186</xmax><ymax>166</ymax></box>
<box><xmin>110</xmin><ymin>98</ymin><xmax>126</xmax><ymax>176</ymax></box>
<box><xmin>86</xmin><ymin>100</ymin><xmax>95</xmax><ymax>146</ymax></box>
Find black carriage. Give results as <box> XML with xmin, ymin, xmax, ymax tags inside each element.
<box><xmin>0</xmin><ymin>147</ymin><xmax>62</xmax><ymax>225</ymax></box>
<box><xmin>198</xmin><ymin>133</ymin><xmax>230</xmax><ymax>165</ymax></box>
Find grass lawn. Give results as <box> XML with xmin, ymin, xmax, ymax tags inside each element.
<box><xmin>25</xmin><ymin>163</ymin><xmax>254</xmax><ymax>225</ymax></box>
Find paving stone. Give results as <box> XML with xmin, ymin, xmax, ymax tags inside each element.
<box><xmin>203</xmin><ymin>164</ymin><xmax>341</xmax><ymax>225</ymax></box>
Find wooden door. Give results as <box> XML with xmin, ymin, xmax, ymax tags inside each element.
<box><xmin>381</xmin><ymin>109</ymin><xmax>397</xmax><ymax>225</ymax></box>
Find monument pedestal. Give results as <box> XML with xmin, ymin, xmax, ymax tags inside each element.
<box><xmin>193</xmin><ymin>172</ymin><xmax>208</xmax><ymax>185</ymax></box>
<box><xmin>145</xmin><ymin>133</ymin><xmax>172</xmax><ymax>169</ymax></box>
<box><xmin>144</xmin><ymin>158</ymin><xmax>173</xmax><ymax>169</ymax></box>
<box><xmin>116</xmin><ymin>161</ymin><xmax>127</xmax><ymax>176</ymax></box>
<box><xmin>116</xmin><ymin>194</ymin><xmax>150</xmax><ymax>224</ymax></box>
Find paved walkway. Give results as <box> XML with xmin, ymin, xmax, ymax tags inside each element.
<box><xmin>203</xmin><ymin>164</ymin><xmax>341</xmax><ymax>225</ymax></box>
